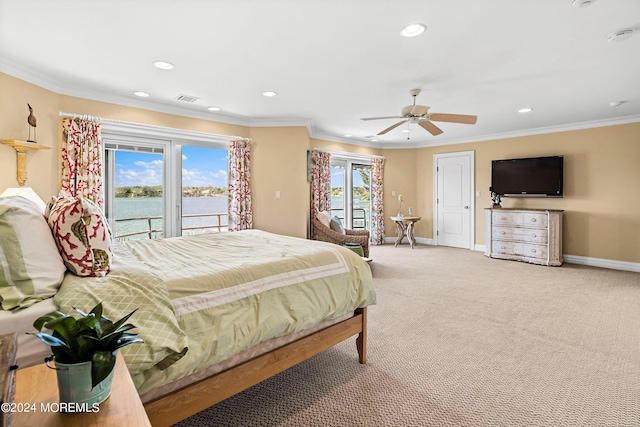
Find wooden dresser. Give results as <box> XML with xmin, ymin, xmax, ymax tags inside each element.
<box><xmin>485</xmin><ymin>208</ymin><xmax>563</xmax><ymax>266</ymax></box>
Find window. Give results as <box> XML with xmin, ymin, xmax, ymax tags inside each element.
<box><xmin>102</xmin><ymin>122</ymin><xmax>230</xmax><ymax>241</ymax></box>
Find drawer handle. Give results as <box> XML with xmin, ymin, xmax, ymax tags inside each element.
<box><xmin>531</xmin><ymin>218</ymin><xmax>537</xmax><ymax>222</ymax></box>
<box><xmin>532</xmin><ymin>234</ymin><xmax>536</xmax><ymax>238</ymax></box>
<box><xmin>531</xmin><ymin>249</ymin><xmax>537</xmax><ymax>253</ymax></box>
<box><xmin>501</xmin><ymin>245</ymin><xmax>506</xmax><ymax>250</ymax></box>
<box><xmin>501</xmin><ymin>216</ymin><xmax>507</xmax><ymax>220</ymax></box>
<box><xmin>500</xmin><ymin>231</ymin><xmax>506</xmax><ymax>235</ymax></box>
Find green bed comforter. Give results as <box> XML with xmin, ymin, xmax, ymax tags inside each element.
<box><xmin>55</xmin><ymin>230</ymin><xmax>375</xmax><ymax>394</ymax></box>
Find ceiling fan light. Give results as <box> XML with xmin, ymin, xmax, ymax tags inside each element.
<box><xmin>401</xmin><ymin>23</ymin><xmax>426</xmax><ymax>38</ymax></box>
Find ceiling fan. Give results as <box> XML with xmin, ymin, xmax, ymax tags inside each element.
<box><xmin>361</xmin><ymin>89</ymin><xmax>477</xmax><ymax>136</ymax></box>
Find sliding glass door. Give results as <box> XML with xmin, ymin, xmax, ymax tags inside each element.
<box><xmin>330</xmin><ymin>159</ymin><xmax>371</xmax><ymax>232</ymax></box>
<box><xmin>181</xmin><ymin>145</ymin><xmax>229</xmax><ymax>235</ymax></box>
<box><xmin>103</xmin><ymin>123</ymin><xmax>230</xmax><ymax>241</ymax></box>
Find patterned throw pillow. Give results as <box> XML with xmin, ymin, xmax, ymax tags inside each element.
<box><xmin>330</xmin><ymin>216</ymin><xmax>345</xmax><ymax>234</ymax></box>
<box><xmin>0</xmin><ymin>196</ymin><xmax>66</xmax><ymax>310</ymax></box>
<box><xmin>46</xmin><ymin>192</ymin><xmax>113</xmax><ymax>277</ymax></box>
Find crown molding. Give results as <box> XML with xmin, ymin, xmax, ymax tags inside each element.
<box><xmin>0</xmin><ymin>58</ymin><xmax>251</xmax><ymax>127</ymax></box>
<box><xmin>3</xmin><ymin>62</ymin><xmax>638</xmax><ymax>150</ymax></box>
<box><xmin>395</xmin><ymin>114</ymin><xmax>640</xmax><ymax>149</ymax></box>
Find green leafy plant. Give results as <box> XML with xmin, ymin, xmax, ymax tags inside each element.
<box><xmin>30</xmin><ymin>302</ymin><xmax>143</xmax><ymax>388</ymax></box>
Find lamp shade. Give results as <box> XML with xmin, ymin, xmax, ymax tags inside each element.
<box><xmin>0</xmin><ymin>187</ymin><xmax>47</xmax><ymax>214</ymax></box>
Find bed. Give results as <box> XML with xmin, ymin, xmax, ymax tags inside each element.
<box><xmin>1</xmin><ymin>202</ymin><xmax>375</xmax><ymax>427</ymax></box>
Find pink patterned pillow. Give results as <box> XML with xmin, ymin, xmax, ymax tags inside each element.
<box><xmin>46</xmin><ymin>193</ymin><xmax>112</xmax><ymax>277</ymax></box>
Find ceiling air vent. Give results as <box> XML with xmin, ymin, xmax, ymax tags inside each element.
<box><xmin>174</xmin><ymin>94</ymin><xmax>200</xmax><ymax>103</ymax></box>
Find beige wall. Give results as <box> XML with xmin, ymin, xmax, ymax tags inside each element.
<box><xmin>2</xmin><ymin>72</ymin><xmax>639</xmax><ymax>264</ymax></box>
<box><xmin>1</xmin><ymin>73</ymin><xmax>62</xmax><ymax>198</ymax></box>
<box><xmin>415</xmin><ymin>122</ymin><xmax>640</xmax><ymax>263</ymax></box>
<box><xmin>250</xmin><ymin>126</ymin><xmax>310</xmax><ymax>237</ymax></box>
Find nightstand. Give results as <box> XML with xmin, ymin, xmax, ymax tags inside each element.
<box><xmin>11</xmin><ymin>353</ymin><xmax>151</xmax><ymax>426</ymax></box>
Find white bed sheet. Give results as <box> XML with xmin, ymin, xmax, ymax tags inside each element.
<box><xmin>0</xmin><ymin>298</ymin><xmax>56</xmax><ymax>368</ymax></box>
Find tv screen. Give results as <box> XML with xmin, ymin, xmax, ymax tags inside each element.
<box><xmin>491</xmin><ymin>156</ymin><xmax>563</xmax><ymax>197</ymax></box>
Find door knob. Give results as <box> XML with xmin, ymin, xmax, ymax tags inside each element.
<box><xmin>464</xmin><ymin>206</ymin><xmax>469</xmax><ymax>209</ymax></box>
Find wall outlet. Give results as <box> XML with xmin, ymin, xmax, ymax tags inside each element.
<box><xmin>476</xmin><ymin>190</ymin><xmax>481</xmax><ymax>197</ymax></box>
<box><xmin>392</xmin><ymin>190</ymin><xmax>396</xmax><ymax>196</ymax></box>
<box><xmin>276</xmin><ymin>191</ymin><xmax>281</xmax><ymax>199</ymax></box>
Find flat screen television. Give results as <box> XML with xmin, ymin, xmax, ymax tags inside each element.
<box><xmin>491</xmin><ymin>155</ymin><xmax>563</xmax><ymax>197</ymax></box>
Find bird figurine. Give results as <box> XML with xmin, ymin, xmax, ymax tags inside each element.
<box><xmin>27</xmin><ymin>103</ymin><xmax>37</xmax><ymax>142</ymax></box>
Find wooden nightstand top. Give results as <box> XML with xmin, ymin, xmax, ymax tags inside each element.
<box><xmin>11</xmin><ymin>353</ymin><xmax>151</xmax><ymax>427</ymax></box>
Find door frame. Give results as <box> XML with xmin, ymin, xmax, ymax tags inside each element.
<box><xmin>432</xmin><ymin>150</ymin><xmax>475</xmax><ymax>250</ymax></box>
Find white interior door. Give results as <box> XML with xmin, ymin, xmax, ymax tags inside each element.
<box><xmin>434</xmin><ymin>151</ymin><xmax>474</xmax><ymax>249</ymax></box>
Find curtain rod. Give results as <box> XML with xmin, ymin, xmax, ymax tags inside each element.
<box><xmin>313</xmin><ymin>148</ymin><xmax>385</xmax><ymax>160</ymax></box>
<box><xmin>58</xmin><ymin>111</ymin><xmax>251</xmax><ymax>142</ymax></box>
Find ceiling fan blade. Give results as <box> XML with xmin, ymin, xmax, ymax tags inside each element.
<box><xmin>378</xmin><ymin>120</ymin><xmax>408</xmax><ymax>135</ymax></box>
<box><xmin>419</xmin><ymin>120</ymin><xmax>444</xmax><ymax>136</ymax></box>
<box><xmin>429</xmin><ymin>113</ymin><xmax>477</xmax><ymax>124</ymax></box>
<box><xmin>411</xmin><ymin>105</ymin><xmax>429</xmax><ymax>116</ymax></box>
<box><xmin>361</xmin><ymin>116</ymin><xmax>403</xmax><ymax>121</ymax></box>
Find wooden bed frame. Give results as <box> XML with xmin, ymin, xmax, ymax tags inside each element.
<box><xmin>143</xmin><ymin>307</ymin><xmax>368</xmax><ymax>426</ymax></box>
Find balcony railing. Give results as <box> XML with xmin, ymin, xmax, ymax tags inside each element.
<box><xmin>114</xmin><ymin>212</ymin><xmax>228</xmax><ymax>240</ymax></box>
<box><xmin>330</xmin><ymin>208</ymin><xmax>369</xmax><ymax>230</ymax></box>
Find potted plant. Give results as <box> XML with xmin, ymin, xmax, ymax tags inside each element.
<box><xmin>29</xmin><ymin>302</ymin><xmax>143</xmax><ymax>408</ymax></box>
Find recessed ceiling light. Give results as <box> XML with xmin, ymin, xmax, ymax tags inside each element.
<box><xmin>609</xmin><ymin>101</ymin><xmax>626</xmax><ymax>107</ymax></box>
<box><xmin>262</xmin><ymin>91</ymin><xmax>278</xmax><ymax>97</ymax></box>
<box><xmin>153</xmin><ymin>60</ymin><xmax>175</xmax><ymax>70</ymax></box>
<box><xmin>133</xmin><ymin>91</ymin><xmax>150</xmax><ymax>97</ymax></box>
<box><xmin>344</xmin><ymin>134</ymin><xmax>352</xmax><ymax>137</ymax></box>
<box><xmin>401</xmin><ymin>129</ymin><xmax>410</xmax><ymax>133</ymax></box>
<box><xmin>371</xmin><ymin>139</ymin><xmax>378</xmax><ymax>142</ymax></box>
<box><xmin>401</xmin><ymin>23</ymin><xmax>426</xmax><ymax>38</ymax></box>
<box><xmin>207</xmin><ymin>106</ymin><xmax>221</xmax><ymax>111</ymax></box>
<box><xmin>518</xmin><ymin>107</ymin><xmax>533</xmax><ymax>113</ymax></box>
<box><xmin>607</xmin><ymin>29</ymin><xmax>634</xmax><ymax>42</ymax></box>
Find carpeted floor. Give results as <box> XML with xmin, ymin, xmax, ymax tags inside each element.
<box><xmin>175</xmin><ymin>245</ymin><xmax>640</xmax><ymax>426</ymax></box>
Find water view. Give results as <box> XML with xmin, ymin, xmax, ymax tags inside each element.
<box><xmin>114</xmin><ymin>196</ymin><xmax>228</xmax><ymax>240</ymax></box>
<box><xmin>113</xmin><ymin>195</ymin><xmax>370</xmax><ymax>240</ymax></box>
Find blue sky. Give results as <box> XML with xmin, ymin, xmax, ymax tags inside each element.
<box><xmin>115</xmin><ymin>146</ymin><xmax>228</xmax><ymax>187</ymax></box>
<box><xmin>331</xmin><ymin>166</ymin><xmax>366</xmax><ymax>188</ymax></box>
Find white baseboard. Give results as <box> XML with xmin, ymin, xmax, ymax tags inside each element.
<box><xmin>387</xmin><ymin>240</ymin><xmax>640</xmax><ymax>273</ymax></box>
<box><xmin>563</xmin><ymin>254</ymin><xmax>640</xmax><ymax>273</ymax></box>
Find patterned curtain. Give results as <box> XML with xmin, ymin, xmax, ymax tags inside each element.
<box><xmin>371</xmin><ymin>157</ymin><xmax>385</xmax><ymax>245</ymax></box>
<box><xmin>228</xmin><ymin>139</ymin><xmax>253</xmax><ymax>231</ymax></box>
<box><xmin>310</xmin><ymin>150</ymin><xmax>331</xmax><ymax>218</ymax></box>
<box><xmin>61</xmin><ymin>118</ymin><xmax>104</xmax><ymax>207</ymax></box>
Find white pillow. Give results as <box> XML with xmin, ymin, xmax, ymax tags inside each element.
<box><xmin>0</xmin><ymin>196</ymin><xmax>66</xmax><ymax>310</ymax></box>
<box><xmin>316</xmin><ymin>210</ymin><xmax>332</xmax><ymax>228</ymax></box>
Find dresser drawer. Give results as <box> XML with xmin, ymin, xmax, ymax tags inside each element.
<box><xmin>492</xmin><ymin>211</ymin><xmax>548</xmax><ymax>228</ymax></box>
<box><xmin>492</xmin><ymin>226</ymin><xmax>548</xmax><ymax>244</ymax></box>
<box><xmin>492</xmin><ymin>241</ymin><xmax>548</xmax><ymax>259</ymax></box>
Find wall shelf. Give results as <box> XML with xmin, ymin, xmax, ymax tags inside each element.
<box><xmin>1</xmin><ymin>139</ymin><xmax>51</xmax><ymax>186</ymax></box>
